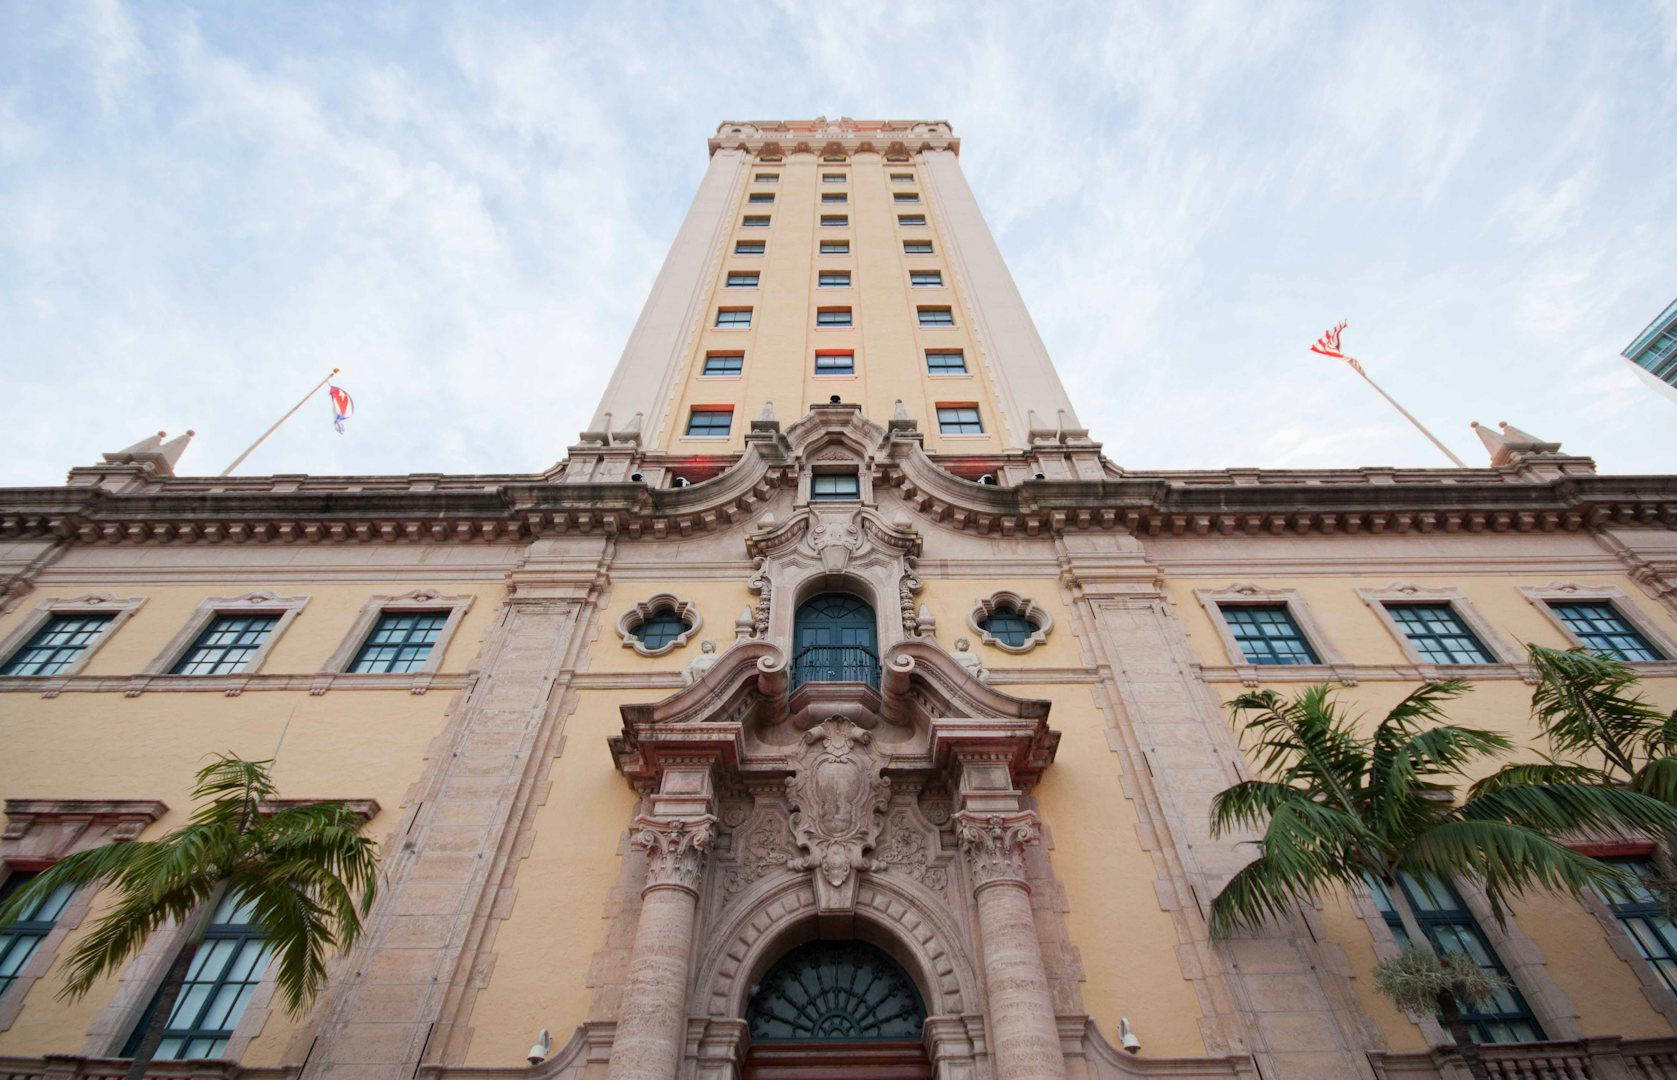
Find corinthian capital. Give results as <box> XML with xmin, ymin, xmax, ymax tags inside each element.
<box><xmin>632</xmin><ymin>814</ymin><xmax>718</xmax><ymax>894</ymax></box>
<box><xmin>953</xmin><ymin>810</ymin><xmax>1040</xmax><ymax>887</ymax></box>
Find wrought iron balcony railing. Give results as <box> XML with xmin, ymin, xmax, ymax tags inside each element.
<box><xmin>790</xmin><ymin>643</ymin><xmax>881</xmax><ymax>690</ymax></box>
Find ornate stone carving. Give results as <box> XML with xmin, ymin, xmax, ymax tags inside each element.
<box><xmin>748</xmin><ymin>557</ymin><xmax>772</xmax><ymax>639</ymax></box>
<box><xmin>877</xmin><ymin>808</ymin><xmax>947</xmax><ymax>891</ymax></box>
<box><xmin>952</xmin><ymin>637</ymin><xmax>989</xmax><ymax>683</ymax></box>
<box><xmin>721</xmin><ymin>809</ymin><xmax>797</xmax><ymax>898</ymax></box>
<box><xmin>786</xmin><ymin>718</ymin><xmax>890</xmax><ymax>909</ymax></box>
<box><xmin>681</xmin><ymin>639</ymin><xmax>720</xmax><ymax>685</ymax></box>
<box><xmin>953</xmin><ymin>811</ymin><xmax>1039</xmax><ymax>888</ymax></box>
<box><xmin>898</xmin><ymin>555</ymin><xmax>923</xmax><ymax>636</ymax></box>
<box><xmin>807</xmin><ymin>510</ymin><xmax>864</xmax><ymax>573</ymax></box>
<box><xmin>632</xmin><ymin>815</ymin><xmax>717</xmax><ymax>894</ymax></box>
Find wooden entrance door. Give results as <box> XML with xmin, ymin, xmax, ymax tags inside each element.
<box><xmin>742</xmin><ymin>1040</ymin><xmax>931</xmax><ymax>1079</ymax></box>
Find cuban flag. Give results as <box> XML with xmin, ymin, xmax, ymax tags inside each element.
<box><xmin>329</xmin><ymin>385</ymin><xmax>355</xmax><ymax>434</ymax></box>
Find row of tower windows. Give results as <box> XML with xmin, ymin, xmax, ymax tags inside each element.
<box><xmin>739</xmin><ymin>214</ymin><xmax>928</xmax><ymax>229</ymax></box>
<box><xmin>699</xmin><ymin>349</ymin><xmax>967</xmax><ymax>378</ymax></box>
<box><xmin>711</xmin><ymin>305</ymin><xmax>954</xmax><ymax>329</ymax></box>
<box><xmin>684</xmin><ymin>402</ymin><xmax>984</xmax><ymax>438</ymax></box>
<box><xmin>745</xmin><ymin>192</ymin><xmax>920</xmax><ymax>205</ymax></box>
<box><xmin>735</xmin><ymin>239</ymin><xmax>934</xmax><ymax>256</ymax></box>
<box><xmin>721</xmin><ymin>269</ymin><xmax>944</xmax><ymax>290</ymax></box>
<box><xmin>752</xmin><ymin>171</ymin><xmax>916</xmax><ymax>184</ymax></box>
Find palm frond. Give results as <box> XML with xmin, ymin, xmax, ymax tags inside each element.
<box><xmin>1634</xmin><ymin>756</ymin><xmax>1677</xmax><ymax>805</ymax></box>
<box><xmin>234</xmin><ymin>875</ymin><xmax>333</xmax><ymax>1015</ymax></box>
<box><xmin>1468</xmin><ymin>761</ymin><xmax>1606</xmax><ymax>800</ymax></box>
<box><xmin>1399</xmin><ymin>818</ymin><xmax>1632</xmax><ymax>924</ymax></box>
<box><xmin>190</xmin><ymin>754</ymin><xmax>279</xmax><ymax>829</ymax></box>
<box><xmin>1209</xmin><ymin>780</ymin><xmax>1306</xmax><ymax>837</ymax></box>
<box><xmin>1461</xmin><ymin>783</ymin><xmax>1677</xmax><ymax>846</ymax></box>
<box><xmin>1528</xmin><ymin>646</ymin><xmax>1661</xmax><ymax>778</ymax></box>
<box><xmin>1230</xmin><ymin>684</ymin><xmax>1368</xmax><ymax>820</ymax></box>
<box><xmin>0</xmin><ymin>842</ymin><xmax>155</xmax><ymax>930</ymax></box>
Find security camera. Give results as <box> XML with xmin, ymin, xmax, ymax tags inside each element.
<box><xmin>1032</xmin><ymin>472</ymin><xmax>1046</xmax><ymax>480</ymax></box>
<box><xmin>829</xmin><ymin>394</ymin><xmax>842</xmax><ymax>404</ymax></box>
<box><xmin>527</xmin><ymin>1027</ymin><xmax>551</xmax><ymax>1065</ymax></box>
<box><xmin>673</xmin><ymin>476</ymin><xmax>691</xmax><ymax>488</ymax></box>
<box><xmin>630</xmin><ymin>472</ymin><xmax>645</xmax><ymax>483</ymax></box>
<box><xmin>1119</xmin><ymin>1017</ymin><xmax>1140</xmax><ymax>1054</ymax></box>
<box><xmin>978</xmin><ymin>474</ymin><xmax>996</xmax><ymax>486</ymax></box>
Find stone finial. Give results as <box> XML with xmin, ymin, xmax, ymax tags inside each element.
<box><xmin>917</xmin><ymin>603</ymin><xmax>937</xmax><ymax>636</ymax></box>
<box><xmin>102</xmin><ymin>430</ymin><xmax>195</xmax><ymax>477</ymax></box>
<box><xmin>893</xmin><ymin>399</ymin><xmax>910</xmax><ymax>422</ymax></box>
<box><xmin>612</xmin><ymin>412</ymin><xmax>643</xmax><ymax>445</ymax></box>
<box><xmin>734</xmin><ymin>606</ymin><xmax>755</xmax><ymax>640</ymax></box>
<box><xmin>952</xmin><ymin>636</ymin><xmax>988</xmax><ymax>683</ymax></box>
<box><xmin>681</xmin><ymin>639</ymin><xmax>720</xmax><ymax>686</ymax></box>
<box><xmin>758</xmin><ymin>400</ymin><xmax>775</xmax><ymax>422</ymax></box>
<box><xmin>1471</xmin><ymin>420</ymin><xmax>1562</xmax><ymax>467</ymax></box>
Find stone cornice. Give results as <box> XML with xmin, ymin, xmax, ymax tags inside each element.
<box><xmin>4</xmin><ymin>427</ymin><xmax>1674</xmax><ymax>547</ymax></box>
<box><xmin>708</xmin><ymin>118</ymin><xmax>957</xmax><ymax>158</ymax></box>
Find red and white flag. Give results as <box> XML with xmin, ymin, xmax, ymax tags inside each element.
<box><xmin>1310</xmin><ymin>321</ymin><xmax>1365</xmax><ymax>376</ymax></box>
<box><xmin>328</xmin><ymin>385</ymin><xmax>355</xmax><ymax>434</ymax></box>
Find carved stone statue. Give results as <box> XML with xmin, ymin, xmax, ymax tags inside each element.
<box><xmin>786</xmin><ymin>718</ymin><xmax>891</xmax><ymax>911</ymax></box>
<box><xmin>681</xmin><ymin>639</ymin><xmax>720</xmax><ymax>685</ymax></box>
<box><xmin>953</xmin><ymin>637</ymin><xmax>988</xmax><ymax>683</ymax></box>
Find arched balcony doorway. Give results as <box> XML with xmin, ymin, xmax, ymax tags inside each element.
<box><xmin>791</xmin><ymin>593</ymin><xmax>880</xmax><ymax>690</ymax></box>
<box><xmin>742</xmin><ymin>939</ymin><xmax>931</xmax><ymax>1079</ymax></box>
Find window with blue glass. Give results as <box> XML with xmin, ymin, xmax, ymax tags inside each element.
<box><xmin>819</xmin><ymin>240</ymin><xmax>849</xmax><ymax>254</ymax></box>
<box><xmin>747</xmin><ymin>940</ymin><xmax>925</xmax><ymax>1042</ymax></box>
<box><xmin>171</xmin><ymin>615</ymin><xmax>281</xmax><ymax>676</ymax></box>
<box><xmin>816</xmin><ymin>308</ymin><xmax>852</xmax><ymax>327</ymax></box>
<box><xmin>634</xmin><ymin>611</ymin><xmax>690</xmax><ymax>650</ymax></box>
<box><xmin>1</xmin><ymin>613</ymin><xmax>115</xmax><ymax>676</ymax></box>
<box><xmin>0</xmin><ymin>872</ymin><xmax>77</xmax><ymax>1001</ymax></box>
<box><xmin>980</xmin><ymin>608</ymin><xmax>1038</xmax><ymax>648</ymax></box>
<box><xmin>811</xmin><ymin>473</ymin><xmax>860</xmax><ymax>501</ymax></box>
<box><xmin>792</xmin><ymin>594</ymin><xmax>879</xmax><ymax>689</ymax></box>
<box><xmin>123</xmin><ymin>892</ymin><xmax>273</xmax><ymax>1061</ymax></box>
<box><xmin>917</xmin><ymin>306</ymin><xmax>954</xmax><ymax>327</ymax></box>
<box><xmin>936</xmin><ymin>406</ymin><xmax>982</xmax><ymax>434</ymax></box>
<box><xmin>349</xmin><ymin>611</ymin><xmax>447</xmax><ymax>674</ymax></box>
<box><xmin>815</xmin><ymin>352</ymin><xmax>854</xmax><ymax>375</ymax></box>
<box><xmin>1221</xmin><ymin>605</ymin><xmax>1320</xmax><ymax>665</ymax></box>
<box><xmin>1385</xmin><ymin>604</ymin><xmax>1494</xmax><ymax>665</ymax></box>
<box><xmin>715</xmin><ymin>308</ymin><xmax>753</xmax><ymax>328</ymax></box>
<box><xmin>702</xmin><ymin>353</ymin><xmax>744</xmax><ymax>376</ymax></box>
<box><xmin>735</xmin><ymin>240</ymin><xmax>765</xmax><ymax>255</ymax></box>
<box><xmin>818</xmin><ymin>270</ymin><xmax>851</xmax><ymax>287</ymax></box>
<box><xmin>1549</xmin><ymin>602</ymin><xmax>1665</xmax><ymax>662</ymax></box>
<box><xmin>1595</xmin><ymin>857</ymin><xmax>1677</xmax><ymax>1000</ymax></box>
<box><xmin>686</xmin><ymin>408</ymin><xmax>733</xmax><ymax>437</ymax></box>
<box><xmin>1367</xmin><ymin>872</ymin><xmax>1543</xmax><ymax>1043</ymax></box>
<box><xmin>926</xmin><ymin>350</ymin><xmax>966</xmax><ymax>374</ymax></box>
<box><xmin>725</xmin><ymin>271</ymin><xmax>759</xmax><ymax>288</ymax></box>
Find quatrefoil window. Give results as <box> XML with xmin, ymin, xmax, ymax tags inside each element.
<box><xmin>616</xmin><ymin>595</ymin><xmax>703</xmax><ymax>657</ymax></box>
<box><xmin>968</xmin><ymin>592</ymin><xmax>1052</xmax><ymax>654</ymax></box>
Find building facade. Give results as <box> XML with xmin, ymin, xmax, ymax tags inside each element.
<box><xmin>2</xmin><ymin>118</ymin><xmax>1677</xmax><ymax>1080</ymax></box>
<box><xmin>1623</xmin><ymin>296</ymin><xmax>1677</xmax><ymax>404</ymax></box>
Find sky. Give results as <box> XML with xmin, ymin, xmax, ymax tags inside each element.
<box><xmin>1</xmin><ymin>0</ymin><xmax>1674</xmax><ymax>485</ymax></box>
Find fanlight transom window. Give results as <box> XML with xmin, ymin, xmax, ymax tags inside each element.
<box><xmin>792</xmin><ymin>593</ymin><xmax>879</xmax><ymax>689</ymax></box>
<box><xmin>746</xmin><ymin>940</ymin><xmax>926</xmax><ymax>1042</ymax></box>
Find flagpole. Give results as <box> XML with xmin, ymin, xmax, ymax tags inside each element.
<box><xmin>220</xmin><ymin>368</ymin><xmax>340</xmax><ymax>477</ymax></box>
<box><xmin>1354</xmin><ymin>366</ymin><xmax>1468</xmax><ymax>468</ymax></box>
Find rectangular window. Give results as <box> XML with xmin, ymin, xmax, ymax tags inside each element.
<box><xmin>815</xmin><ymin>351</ymin><xmax>855</xmax><ymax>375</ymax></box>
<box><xmin>754</xmin><ymin>172</ymin><xmax>778</xmax><ymax>183</ymax></box>
<box><xmin>1385</xmin><ymin>604</ymin><xmax>1494</xmax><ymax>665</ymax></box>
<box><xmin>910</xmin><ymin>270</ymin><xmax>943</xmax><ymax>287</ymax></box>
<box><xmin>725</xmin><ymin>271</ymin><xmax>759</xmax><ymax>288</ymax></box>
<box><xmin>170</xmin><ymin>614</ymin><xmax>281</xmax><ymax>676</ymax></box>
<box><xmin>895</xmin><ymin>192</ymin><xmax>920</xmax><ymax>203</ymax></box>
<box><xmin>926</xmin><ymin>350</ymin><xmax>967</xmax><ymax>374</ymax></box>
<box><xmin>124</xmin><ymin>892</ymin><xmax>274</xmax><ymax>1061</ymax></box>
<box><xmin>0</xmin><ymin>872</ymin><xmax>77</xmax><ymax>1001</ymax></box>
<box><xmin>821</xmin><ymin>193</ymin><xmax>848</xmax><ymax>204</ymax></box>
<box><xmin>1596</xmin><ymin>857</ymin><xmax>1677</xmax><ymax>1000</ymax></box>
<box><xmin>735</xmin><ymin>240</ymin><xmax>765</xmax><ymax>255</ymax></box>
<box><xmin>936</xmin><ymin>405</ymin><xmax>983</xmax><ymax>435</ymax></box>
<box><xmin>715</xmin><ymin>307</ymin><xmax>753</xmax><ymax>328</ymax></box>
<box><xmin>890</xmin><ymin>172</ymin><xmax>914</xmax><ymax>183</ymax></box>
<box><xmin>349</xmin><ymin>611</ymin><xmax>448</xmax><ymax>673</ymax></box>
<box><xmin>816</xmin><ymin>307</ymin><xmax>853</xmax><ymax>327</ymax></box>
<box><xmin>1549</xmin><ymin>601</ymin><xmax>1665</xmax><ymax>661</ymax></box>
<box><xmin>1367</xmin><ymin>873</ymin><xmax>1544</xmax><ymax>1043</ymax></box>
<box><xmin>811</xmin><ymin>473</ymin><xmax>861</xmax><ymax>501</ymax></box>
<box><xmin>685</xmin><ymin>407</ymin><xmax>734</xmax><ymax>437</ymax></box>
<box><xmin>702</xmin><ymin>352</ymin><xmax>744</xmax><ymax>376</ymax></box>
<box><xmin>822</xmin><ymin>173</ymin><xmax>846</xmax><ymax>183</ymax></box>
<box><xmin>820</xmin><ymin>214</ymin><xmax>848</xmax><ymax>228</ymax></box>
<box><xmin>903</xmin><ymin>240</ymin><xmax>934</xmax><ymax>254</ymax></box>
<box><xmin>818</xmin><ymin>270</ymin><xmax>851</xmax><ymax>287</ymax></box>
<box><xmin>1</xmin><ymin>613</ymin><xmax>115</xmax><ymax>676</ymax></box>
<box><xmin>742</xmin><ymin>215</ymin><xmax>770</xmax><ymax>228</ymax></box>
<box><xmin>748</xmin><ymin>192</ymin><xmax>774</xmax><ymax>204</ymax></box>
<box><xmin>820</xmin><ymin>240</ymin><xmax>850</xmax><ymax>254</ymax></box>
<box><xmin>898</xmin><ymin>214</ymin><xmax>927</xmax><ymax>226</ymax></box>
<box><xmin>1221</xmin><ymin>605</ymin><xmax>1320</xmax><ymax>665</ymax></box>
<box><xmin>917</xmin><ymin>306</ymin><xmax>955</xmax><ymax>327</ymax></box>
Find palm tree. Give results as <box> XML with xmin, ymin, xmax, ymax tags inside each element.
<box><xmin>0</xmin><ymin>754</ymin><xmax>379</xmax><ymax>1080</ymax></box>
<box><xmin>1208</xmin><ymin>680</ymin><xmax>1677</xmax><ymax>1078</ymax></box>
<box><xmin>1473</xmin><ymin>645</ymin><xmax>1677</xmax><ymax>805</ymax></box>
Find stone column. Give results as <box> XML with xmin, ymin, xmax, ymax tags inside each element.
<box><xmin>954</xmin><ymin>811</ymin><xmax>1067</xmax><ymax>1080</ymax></box>
<box><xmin>607</xmin><ymin>815</ymin><xmax>716</xmax><ymax>1080</ymax></box>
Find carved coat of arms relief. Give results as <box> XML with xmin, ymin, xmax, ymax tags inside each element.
<box><xmin>785</xmin><ymin>717</ymin><xmax>891</xmax><ymax>911</ymax></box>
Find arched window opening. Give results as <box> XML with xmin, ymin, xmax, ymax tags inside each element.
<box><xmin>746</xmin><ymin>940</ymin><xmax>925</xmax><ymax>1042</ymax></box>
<box><xmin>979</xmin><ymin>606</ymin><xmax>1038</xmax><ymax>648</ymax></box>
<box><xmin>792</xmin><ymin>593</ymin><xmax>879</xmax><ymax>689</ymax></box>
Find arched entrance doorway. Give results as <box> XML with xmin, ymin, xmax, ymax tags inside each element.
<box><xmin>791</xmin><ymin>593</ymin><xmax>880</xmax><ymax>689</ymax></box>
<box><xmin>743</xmin><ymin>940</ymin><xmax>931</xmax><ymax>1078</ymax></box>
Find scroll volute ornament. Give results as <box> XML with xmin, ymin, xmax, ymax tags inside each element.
<box><xmin>787</xmin><ymin>718</ymin><xmax>891</xmax><ymax>911</ymax></box>
<box><xmin>953</xmin><ymin>811</ymin><xmax>1039</xmax><ymax>887</ymax></box>
<box><xmin>632</xmin><ymin>815</ymin><xmax>718</xmax><ymax>895</ymax></box>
